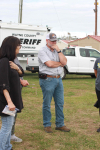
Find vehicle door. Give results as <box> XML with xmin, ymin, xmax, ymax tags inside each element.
<box><xmin>62</xmin><ymin>48</ymin><xmax>78</xmax><ymax>73</ymax></box>
<box><xmin>88</xmin><ymin>49</ymin><xmax>100</xmax><ymax>73</ymax></box>
<box><xmin>78</xmin><ymin>48</ymin><xmax>90</xmax><ymax>73</ymax></box>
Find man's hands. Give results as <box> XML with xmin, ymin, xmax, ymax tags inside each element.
<box><xmin>45</xmin><ymin>60</ymin><xmax>64</xmax><ymax>68</ymax></box>
<box><xmin>51</xmin><ymin>44</ymin><xmax>67</xmax><ymax>66</ymax></box>
<box><xmin>46</xmin><ymin>39</ymin><xmax>67</xmax><ymax>67</ymax></box>
<box><xmin>51</xmin><ymin>44</ymin><xmax>60</xmax><ymax>52</ymax></box>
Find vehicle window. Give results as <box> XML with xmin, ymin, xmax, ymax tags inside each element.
<box><xmin>62</xmin><ymin>48</ymin><xmax>75</xmax><ymax>56</ymax></box>
<box><xmin>80</xmin><ymin>48</ymin><xmax>87</xmax><ymax>57</ymax></box>
<box><xmin>80</xmin><ymin>48</ymin><xmax>100</xmax><ymax>58</ymax></box>
<box><xmin>88</xmin><ymin>49</ymin><xmax>100</xmax><ymax>58</ymax></box>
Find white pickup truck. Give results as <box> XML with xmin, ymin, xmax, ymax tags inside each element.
<box><xmin>61</xmin><ymin>46</ymin><xmax>100</xmax><ymax>79</ymax></box>
<box><xmin>26</xmin><ymin>46</ymin><xmax>100</xmax><ymax>79</ymax></box>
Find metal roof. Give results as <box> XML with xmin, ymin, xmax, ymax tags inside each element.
<box><xmin>61</xmin><ymin>35</ymin><xmax>100</xmax><ymax>43</ymax></box>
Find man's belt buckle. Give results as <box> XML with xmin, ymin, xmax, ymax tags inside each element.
<box><xmin>56</xmin><ymin>75</ymin><xmax>60</xmax><ymax>78</ymax></box>
<box><xmin>56</xmin><ymin>75</ymin><xmax>58</xmax><ymax>78</ymax></box>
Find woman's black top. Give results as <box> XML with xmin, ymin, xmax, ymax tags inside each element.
<box><xmin>0</xmin><ymin>57</ymin><xmax>24</xmax><ymax>116</ymax></box>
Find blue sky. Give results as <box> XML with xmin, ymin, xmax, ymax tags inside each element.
<box><xmin>0</xmin><ymin>0</ymin><xmax>100</xmax><ymax>38</ymax></box>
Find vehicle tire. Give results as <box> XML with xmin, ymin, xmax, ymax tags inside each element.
<box><xmin>60</xmin><ymin>67</ymin><xmax>67</xmax><ymax>79</ymax></box>
<box><xmin>91</xmin><ymin>75</ymin><xmax>96</xmax><ymax>78</ymax></box>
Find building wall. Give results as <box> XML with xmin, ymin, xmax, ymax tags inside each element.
<box><xmin>57</xmin><ymin>40</ymin><xmax>68</xmax><ymax>50</ymax></box>
<box><xmin>68</xmin><ymin>36</ymin><xmax>100</xmax><ymax>51</ymax></box>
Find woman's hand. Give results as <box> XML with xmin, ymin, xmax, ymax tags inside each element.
<box><xmin>9</xmin><ymin>61</ymin><xmax>19</xmax><ymax>71</ymax></box>
<box><xmin>20</xmin><ymin>79</ymin><xmax>29</xmax><ymax>87</ymax></box>
<box><xmin>8</xmin><ymin>101</ymin><xmax>16</xmax><ymax>111</ymax></box>
<box><xmin>9</xmin><ymin>61</ymin><xmax>22</xmax><ymax>75</ymax></box>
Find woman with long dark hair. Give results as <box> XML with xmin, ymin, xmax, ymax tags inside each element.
<box><xmin>0</xmin><ymin>36</ymin><xmax>23</xmax><ymax>150</ymax></box>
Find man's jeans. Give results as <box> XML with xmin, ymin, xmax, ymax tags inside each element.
<box><xmin>39</xmin><ymin>77</ymin><xmax>64</xmax><ymax>127</ymax></box>
<box><xmin>0</xmin><ymin>115</ymin><xmax>14</xmax><ymax>150</ymax></box>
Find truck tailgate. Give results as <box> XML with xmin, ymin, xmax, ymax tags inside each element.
<box><xmin>27</xmin><ymin>57</ymin><xmax>38</xmax><ymax>66</ymax></box>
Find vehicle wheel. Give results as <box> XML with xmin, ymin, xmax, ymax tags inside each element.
<box><xmin>91</xmin><ymin>75</ymin><xmax>96</xmax><ymax>78</ymax></box>
<box><xmin>60</xmin><ymin>68</ymin><xmax>67</xmax><ymax>79</ymax></box>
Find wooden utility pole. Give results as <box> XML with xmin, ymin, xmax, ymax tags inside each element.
<box><xmin>94</xmin><ymin>0</ymin><xmax>97</xmax><ymax>35</ymax></box>
<box><xmin>18</xmin><ymin>0</ymin><xmax>23</xmax><ymax>23</ymax></box>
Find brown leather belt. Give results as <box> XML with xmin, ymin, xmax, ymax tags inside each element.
<box><xmin>47</xmin><ymin>75</ymin><xmax>60</xmax><ymax>78</ymax></box>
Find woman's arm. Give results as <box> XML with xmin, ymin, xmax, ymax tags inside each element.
<box><xmin>3</xmin><ymin>89</ymin><xmax>15</xmax><ymax>111</ymax></box>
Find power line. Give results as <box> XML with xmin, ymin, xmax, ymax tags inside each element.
<box><xmin>51</xmin><ymin>0</ymin><xmax>64</xmax><ymax>32</ymax></box>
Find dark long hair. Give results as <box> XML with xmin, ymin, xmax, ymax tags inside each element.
<box><xmin>0</xmin><ymin>36</ymin><xmax>21</xmax><ymax>61</ymax></box>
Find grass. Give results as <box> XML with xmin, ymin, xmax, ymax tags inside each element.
<box><xmin>0</xmin><ymin>72</ymin><xmax>100</xmax><ymax>150</ymax></box>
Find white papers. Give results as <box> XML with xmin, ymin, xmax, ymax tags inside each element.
<box><xmin>2</xmin><ymin>105</ymin><xmax>18</xmax><ymax>116</ymax></box>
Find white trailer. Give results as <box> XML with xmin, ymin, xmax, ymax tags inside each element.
<box><xmin>0</xmin><ymin>21</ymin><xmax>50</xmax><ymax>70</ymax></box>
